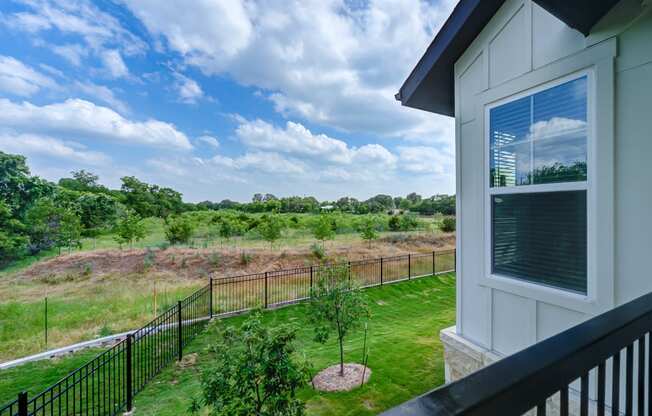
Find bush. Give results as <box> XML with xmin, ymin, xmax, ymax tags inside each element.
<box><xmin>310</xmin><ymin>243</ymin><xmax>325</xmax><ymax>260</ymax></box>
<box><xmin>240</xmin><ymin>251</ymin><xmax>253</xmax><ymax>265</ymax></box>
<box><xmin>388</xmin><ymin>215</ymin><xmax>400</xmax><ymax>231</ymax></box>
<box><xmin>165</xmin><ymin>215</ymin><xmax>195</xmax><ymax>245</ymax></box>
<box><xmin>191</xmin><ymin>313</ymin><xmax>310</xmax><ymax>415</ymax></box>
<box><xmin>440</xmin><ymin>217</ymin><xmax>456</xmax><ymax>232</ymax></box>
<box><xmin>399</xmin><ymin>213</ymin><xmax>419</xmax><ymax>231</ymax></box>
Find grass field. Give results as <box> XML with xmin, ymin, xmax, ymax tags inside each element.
<box><xmin>131</xmin><ymin>274</ymin><xmax>456</xmax><ymax>415</ymax></box>
<box><xmin>0</xmin><ymin>274</ymin><xmax>456</xmax><ymax>414</ymax></box>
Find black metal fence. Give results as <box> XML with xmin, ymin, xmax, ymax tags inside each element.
<box><xmin>0</xmin><ymin>249</ymin><xmax>455</xmax><ymax>416</ymax></box>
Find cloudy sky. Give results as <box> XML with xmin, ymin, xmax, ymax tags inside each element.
<box><xmin>0</xmin><ymin>0</ymin><xmax>456</xmax><ymax>202</ymax></box>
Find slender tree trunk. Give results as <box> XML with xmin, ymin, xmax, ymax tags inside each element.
<box><xmin>339</xmin><ymin>335</ymin><xmax>344</xmax><ymax>376</ymax></box>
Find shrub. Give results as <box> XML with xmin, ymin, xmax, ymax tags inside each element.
<box><xmin>208</xmin><ymin>252</ymin><xmax>221</xmax><ymax>268</ymax></box>
<box><xmin>165</xmin><ymin>215</ymin><xmax>195</xmax><ymax>245</ymax></box>
<box><xmin>143</xmin><ymin>248</ymin><xmax>156</xmax><ymax>271</ymax></box>
<box><xmin>240</xmin><ymin>251</ymin><xmax>253</xmax><ymax>265</ymax></box>
<box><xmin>191</xmin><ymin>312</ymin><xmax>310</xmax><ymax>415</ymax></box>
<box><xmin>399</xmin><ymin>213</ymin><xmax>419</xmax><ymax>231</ymax></box>
<box><xmin>388</xmin><ymin>215</ymin><xmax>400</xmax><ymax>231</ymax></box>
<box><xmin>310</xmin><ymin>243</ymin><xmax>325</xmax><ymax>260</ymax></box>
<box><xmin>440</xmin><ymin>217</ymin><xmax>456</xmax><ymax>232</ymax></box>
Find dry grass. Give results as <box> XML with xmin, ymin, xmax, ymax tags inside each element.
<box><xmin>0</xmin><ymin>233</ymin><xmax>454</xmax><ymax>362</ymax></box>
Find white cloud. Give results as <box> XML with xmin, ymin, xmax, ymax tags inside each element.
<box><xmin>0</xmin><ymin>55</ymin><xmax>57</xmax><ymax>96</ymax></box>
<box><xmin>0</xmin><ymin>133</ymin><xmax>110</xmax><ymax>165</ymax></box>
<box><xmin>174</xmin><ymin>73</ymin><xmax>204</xmax><ymax>103</ymax></box>
<box><xmin>0</xmin><ymin>98</ymin><xmax>192</xmax><ymax>150</ymax></box>
<box><xmin>6</xmin><ymin>0</ymin><xmax>147</xmax><ymax>56</ymax></box>
<box><xmin>197</xmin><ymin>135</ymin><xmax>219</xmax><ymax>149</ymax></box>
<box><xmin>234</xmin><ymin>118</ymin><xmax>396</xmax><ymax>167</ymax></box>
<box><xmin>75</xmin><ymin>81</ymin><xmax>129</xmax><ymax>114</ymax></box>
<box><xmin>210</xmin><ymin>152</ymin><xmax>306</xmax><ymax>174</ymax></box>
<box><xmin>397</xmin><ymin>146</ymin><xmax>450</xmax><ymax>174</ymax></box>
<box><xmin>101</xmin><ymin>50</ymin><xmax>129</xmax><ymax>78</ymax></box>
<box><xmin>122</xmin><ymin>0</ymin><xmax>456</xmax><ymax>143</ymax></box>
<box><xmin>52</xmin><ymin>44</ymin><xmax>88</xmax><ymax>66</ymax></box>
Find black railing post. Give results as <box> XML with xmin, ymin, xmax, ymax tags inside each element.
<box><xmin>348</xmin><ymin>261</ymin><xmax>351</xmax><ymax>282</ymax></box>
<box><xmin>310</xmin><ymin>266</ymin><xmax>314</xmax><ymax>295</ymax></box>
<box><xmin>408</xmin><ymin>254</ymin><xmax>411</xmax><ymax>279</ymax></box>
<box><xmin>177</xmin><ymin>301</ymin><xmax>183</xmax><ymax>361</ymax></box>
<box><xmin>454</xmin><ymin>249</ymin><xmax>457</xmax><ymax>272</ymax></box>
<box><xmin>432</xmin><ymin>251</ymin><xmax>436</xmax><ymax>275</ymax></box>
<box><xmin>209</xmin><ymin>277</ymin><xmax>213</xmax><ymax>319</ymax></box>
<box><xmin>18</xmin><ymin>391</ymin><xmax>27</xmax><ymax>416</ymax></box>
<box><xmin>264</xmin><ymin>272</ymin><xmax>268</xmax><ymax>308</ymax></box>
<box><xmin>380</xmin><ymin>257</ymin><xmax>384</xmax><ymax>286</ymax></box>
<box><xmin>126</xmin><ymin>334</ymin><xmax>133</xmax><ymax>411</ymax></box>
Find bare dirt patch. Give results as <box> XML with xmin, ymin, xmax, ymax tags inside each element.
<box><xmin>312</xmin><ymin>363</ymin><xmax>372</xmax><ymax>392</ymax></box>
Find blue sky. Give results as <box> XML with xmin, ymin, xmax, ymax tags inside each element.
<box><xmin>0</xmin><ymin>0</ymin><xmax>456</xmax><ymax>202</ymax></box>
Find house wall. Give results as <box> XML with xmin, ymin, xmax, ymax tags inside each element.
<box><xmin>451</xmin><ymin>0</ymin><xmax>652</xmax><ymax>362</ymax></box>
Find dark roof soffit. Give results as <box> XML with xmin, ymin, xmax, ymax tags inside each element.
<box><xmin>397</xmin><ymin>0</ymin><xmax>620</xmax><ymax>116</ymax></box>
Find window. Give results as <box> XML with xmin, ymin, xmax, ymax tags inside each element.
<box><xmin>488</xmin><ymin>76</ymin><xmax>589</xmax><ymax>294</ymax></box>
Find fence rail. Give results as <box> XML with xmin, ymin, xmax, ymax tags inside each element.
<box><xmin>1</xmin><ymin>249</ymin><xmax>455</xmax><ymax>416</ymax></box>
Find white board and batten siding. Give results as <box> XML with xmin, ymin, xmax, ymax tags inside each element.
<box><xmin>453</xmin><ymin>0</ymin><xmax>652</xmax><ymax>357</ymax></box>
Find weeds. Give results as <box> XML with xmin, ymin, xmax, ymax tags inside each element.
<box><xmin>240</xmin><ymin>252</ymin><xmax>253</xmax><ymax>265</ymax></box>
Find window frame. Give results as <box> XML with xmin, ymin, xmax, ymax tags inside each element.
<box><xmin>483</xmin><ymin>69</ymin><xmax>595</xmax><ymax>301</ymax></box>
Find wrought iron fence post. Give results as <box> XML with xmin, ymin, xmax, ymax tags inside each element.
<box><xmin>408</xmin><ymin>254</ymin><xmax>411</xmax><ymax>279</ymax></box>
<box><xmin>454</xmin><ymin>249</ymin><xmax>457</xmax><ymax>272</ymax></box>
<box><xmin>126</xmin><ymin>334</ymin><xmax>133</xmax><ymax>411</ymax></box>
<box><xmin>209</xmin><ymin>277</ymin><xmax>213</xmax><ymax>319</ymax></box>
<box><xmin>264</xmin><ymin>272</ymin><xmax>268</xmax><ymax>309</ymax></box>
<box><xmin>177</xmin><ymin>301</ymin><xmax>183</xmax><ymax>361</ymax></box>
<box><xmin>432</xmin><ymin>251</ymin><xmax>436</xmax><ymax>275</ymax></box>
<box><xmin>380</xmin><ymin>257</ymin><xmax>384</xmax><ymax>286</ymax></box>
<box><xmin>348</xmin><ymin>261</ymin><xmax>351</xmax><ymax>282</ymax></box>
<box><xmin>17</xmin><ymin>391</ymin><xmax>27</xmax><ymax>416</ymax></box>
<box><xmin>310</xmin><ymin>266</ymin><xmax>314</xmax><ymax>296</ymax></box>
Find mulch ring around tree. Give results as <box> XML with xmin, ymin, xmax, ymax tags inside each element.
<box><xmin>311</xmin><ymin>363</ymin><xmax>372</xmax><ymax>392</ymax></box>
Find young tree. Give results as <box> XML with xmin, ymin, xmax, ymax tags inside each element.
<box><xmin>57</xmin><ymin>209</ymin><xmax>83</xmax><ymax>254</ymax></box>
<box><xmin>313</xmin><ymin>214</ymin><xmax>335</xmax><ymax>248</ymax></box>
<box><xmin>309</xmin><ymin>264</ymin><xmax>369</xmax><ymax>376</ymax></box>
<box><xmin>217</xmin><ymin>218</ymin><xmax>234</xmax><ymax>246</ymax></box>
<box><xmin>114</xmin><ymin>210</ymin><xmax>146</xmax><ymax>248</ymax></box>
<box><xmin>164</xmin><ymin>215</ymin><xmax>195</xmax><ymax>245</ymax></box>
<box><xmin>359</xmin><ymin>216</ymin><xmax>379</xmax><ymax>248</ymax></box>
<box><xmin>257</xmin><ymin>214</ymin><xmax>283</xmax><ymax>250</ymax></box>
<box><xmin>193</xmin><ymin>312</ymin><xmax>309</xmax><ymax>416</ymax></box>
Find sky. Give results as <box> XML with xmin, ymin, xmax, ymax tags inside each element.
<box><xmin>0</xmin><ymin>0</ymin><xmax>457</xmax><ymax>203</ymax></box>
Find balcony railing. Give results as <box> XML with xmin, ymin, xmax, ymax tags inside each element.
<box><xmin>382</xmin><ymin>291</ymin><xmax>652</xmax><ymax>415</ymax></box>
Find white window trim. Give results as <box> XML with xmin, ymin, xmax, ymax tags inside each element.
<box><xmin>473</xmin><ymin>36</ymin><xmax>616</xmax><ymax>315</ymax></box>
<box><xmin>484</xmin><ymin>70</ymin><xmax>593</xmax><ymax>292</ymax></box>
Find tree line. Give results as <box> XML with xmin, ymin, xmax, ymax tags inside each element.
<box><xmin>0</xmin><ymin>151</ymin><xmax>455</xmax><ymax>266</ymax></box>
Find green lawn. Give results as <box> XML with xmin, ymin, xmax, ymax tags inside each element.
<box><xmin>0</xmin><ymin>274</ymin><xmax>455</xmax><ymax>414</ymax></box>
<box><xmin>134</xmin><ymin>274</ymin><xmax>456</xmax><ymax>415</ymax></box>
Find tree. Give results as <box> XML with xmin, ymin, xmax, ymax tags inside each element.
<box><xmin>257</xmin><ymin>214</ymin><xmax>283</xmax><ymax>250</ymax></box>
<box><xmin>57</xmin><ymin>209</ymin><xmax>82</xmax><ymax>254</ymax></box>
<box><xmin>313</xmin><ymin>215</ymin><xmax>335</xmax><ymax>248</ymax></box>
<box><xmin>24</xmin><ymin>198</ymin><xmax>62</xmax><ymax>253</ymax></box>
<box><xmin>217</xmin><ymin>218</ymin><xmax>234</xmax><ymax>244</ymax></box>
<box><xmin>359</xmin><ymin>217</ymin><xmax>379</xmax><ymax>248</ymax></box>
<box><xmin>193</xmin><ymin>312</ymin><xmax>309</xmax><ymax>416</ymax></box>
<box><xmin>114</xmin><ymin>210</ymin><xmax>146</xmax><ymax>248</ymax></box>
<box><xmin>309</xmin><ymin>264</ymin><xmax>369</xmax><ymax>376</ymax></box>
<box><xmin>164</xmin><ymin>215</ymin><xmax>195</xmax><ymax>245</ymax></box>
